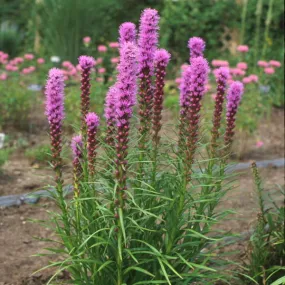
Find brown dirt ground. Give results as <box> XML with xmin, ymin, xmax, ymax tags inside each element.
<box><xmin>0</xmin><ymin>109</ymin><xmax>284</xmax><ymax>284</ymax></box>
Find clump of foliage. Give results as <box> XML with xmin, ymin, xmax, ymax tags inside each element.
<box><xmin>241</xmin><ymin>162</ymin><xmax>285</xmax><ymax>284</ymax></box>
<box><xmin>25</xmin><ymin>144</ymin><xmax>51</xmax><ymax>164</ymax></box>
<box><xmin>41</xmin><ymin>8</ymin><xmax>247</xmax><ymax>285</ymax></box>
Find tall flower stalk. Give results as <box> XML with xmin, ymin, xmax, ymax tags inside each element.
<box><xmin>78</xmin><ymin>55</ymin><xmax>96</xmax><ymax>133</ymax></box>
<box><xmin>85</xmin><ymin>112</ymin><xmax>100</xmax><ymax>177</ymax></box>
<box><xmin>138</xmin><ymin>8</ymin><xmax>159</xmax><ymax>148</ymax></box>
<box><xmin>45</xmin><ymin>68</ymin><xmax>70</xmax><ymax>233</ymax></box>
<box><xmin>104</xmin><ymin>86</ymin><xmax>118</xmax><ymax>148</ymax></box>
<box><xmin>152</xmin><ymin>49</ymin><xmax>171</xmax><ymax>146</ymax></box>
<box><xmin>185</xmin><ymin>57</ymin><xmax>210</xmax><ymax>181</ymax></box>
<box><xmin>114</xmin><ymin>42</ymin><xmax>137</xmax><ymax>285</ymax></box>
<box><xmin>211</xmin><ymin>67</ymin><xmax>229</xmax><ymax>156</ymax></box>
<box><xmin>71</xmin><ymin>135</ymin><xmax>83</xmax><ymax>197</ymax></box>
<box><xmin>224</xmin><ymin>81</ymin><xmax>244</xmax><ymax>154</ymax></box>
<box><xmin>45</xmin><ymin>68</ymin><xmax>65</xmax><ymax>187</ymax></box>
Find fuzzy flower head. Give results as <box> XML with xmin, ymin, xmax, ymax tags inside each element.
<box><xmin>45</xmin><ymin>68</ymin><xmax>65</xmax><ymax>125</ymax></box>
<box><xmin>154</xmin><ymin>49</ymin><xmax>171</xmax><ymax>67</ymax></box>
<box><xmin>138</xmin><ymin>8</ymin><xmax>160</xmax><ymax>74</ymax></box>
<box><xmin>78</xmin><ymin>55</ymin><xmax>96</xmax><ymax>70</ymax></box>
<box><xmin>188</xmin><ymin>37</ymin><xmax>206</xmax><ymax>60</ymax></box>
<box><xmin>119</xmin><ymin>22</ymin><xmax>137</xmax><ymax>45</ymax></box>
<box><xmin>226</xmin><ymin>81</ymin><xmax>244</xmax><ymax>115</ymax></box>
<box><xmin>214</xmin><ymin>67</ymin><xmax>230</xmax><ymax>83</ymax></box>
<box><xmin>71</xmin><ymin>135</ymin><xmax>83</xmax><ymax>158</ymax></box>
<box><xmin>116</xmin><ymin>42</ymin><xmax>138</xmax><ymax>126</ymax></box>
<box><xmin>83</xmin><ymin>36</ymin><xmax>91</xmax><ymax>44</ymax></box>
<box><xmin>104</xmin><ymin>85</ymin><xmax>118</xmax><ymax>121</ymax></box>
<box><xmin>85</xmin><ymin>112</ymin><xmax>100</xmax><ymax>130</ymax></box>
<box><xmin>37</xmin><ymin>58</ymin><xmax>45</xmax><ymax>64</ymax></box>
<box><xmin>180</xmin><ymin>57</ymin><xmax>209</xmax><ymax>107</ymax></box>
<box><xmin>189</xmin><ymin>56</ymin><xmax>210</xmax><ymax>97</ymax></box>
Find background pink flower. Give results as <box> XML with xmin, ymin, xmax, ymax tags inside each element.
<box><xmin>37</xmin><ymin>58</ymin><xmax>45</xmax><ymax>64</ymax></box>
<box><xmin>257</xmin><ymin>60</ymin><xmax>268</xmax><ymax>67</ymax></box>
<box><xmin>109</xmin><ymin>42</ymin><xmax>119</xmax><ymax>48</ymax></box>
<box><xmin>98</xmin><ymin>67</ymin><xmax>106</xmax><ymax>74</ymax></box>
<box><xmin>256</xmin><ymin>141</ymin><xmax>264</xmax><ymax>148</ymax></box>
<box><xmin>98</xmin><ymin>45</ymin><xmax>107</xmax><ymax>52</ymax></box>
<box><xmin>269</xmin><ymin>60</ymin><xmax>281</xmax><ymax>68</ymax></box>
<box><xmin>0</xmin><ymin>73</ymin><xmax>8</xmax><ymax>80</ymax></box>
<box><xmin>237</xmin><ymin>45</ymin><xmax>249</xmax><ymax>52</ymax></box>
<box><xmin>83</xmin><ymin>36</ymin><xmax>91</xmax><ymax>44</ymax></box>
<box><xmin>237</xmin><ymin>62</ymin><xmax>248</xmax><ymax>70</ymax></box>
<box><xmin>264</xmin><ymin>67</ymin><xmax>275</xmax><ymax>74</ymax></box>
<box><xmin>24</xmin><ymin>53</ymin><xmax>34</xmax><ymax>60</ymax></box>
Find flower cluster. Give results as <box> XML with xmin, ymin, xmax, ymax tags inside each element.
<box><xmin>152</xmin><ymin>49</ymin><xmax>171</xmax><ymax>145</ymax></box>
<box><xmin>78</xmin><ymin>55</ymin><xmax>96</xmax><ymax>130</ymax></box>
<box><xmin>85</xmin><ymin>112</ymin><xmax>100</xmax><ymax>176</ymax></box>
<box><xmin>45</xmin><ymin>68</ymin><xmax>65</xmax><ymax>182</ymax></box>
<box><xmin>225</xmin><ymin>81</ymin><xmax>244</xmax><ymax>148</ymax></box>
<box><xmin>211</xmin><ymin>67</ymin><xmax>230</xmax><ymax>152</ymax></box>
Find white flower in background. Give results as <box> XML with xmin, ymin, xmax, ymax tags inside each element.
<box><xmin>50</xmin><ymin>56</ymin><xmax>61</xmax><ymax>63</ymax></box>
<box><xmin>0</xmin><ymin>133</ymin><xmax>5</xmax><ymax>149</ymax></box>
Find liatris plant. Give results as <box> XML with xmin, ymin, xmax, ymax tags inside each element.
<box><xmin>45</xmin><ymin>68</ymin><xmax>64</xmax><ymax>186</ymax></box>
<box><xmin>85</xmin><ymin>112</ymin><xmax>100</xmax><ymax>176</ymax></box>
<box><xmin>138</xmin><ymin>8</ymin><xmax>159</xmax><ymax>147</ymax></box>
<box><xmin>104</xmin><ymin>85</ymin><xmax>117</xmax><ymax>148</ymax></box>
<box><xmin>224</xmin><ymin>81</ymin><xmax>244</xmax><ymax>152</ymax></box>
<box><xmin>152</xmin><ymin>49</ymin><xmax>171</xmax><ymax>146</ymax></box>
<box><xmin>42</xmin><ymin>8</ymin><xmax>245</xmax><ymax>285</ymax></box>
<box><xmin>78</xmin><ymin>55</ymin><xmax>96</xmax><ymax>131</ymax></box>
<box><xmin>211</xmin><ymin>67</ymin><xmax>230</xmax><ymax>155</ymax></box>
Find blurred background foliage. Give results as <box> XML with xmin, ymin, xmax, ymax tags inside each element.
<box><xmin>0</xmin><ymin>0</ymin><xmax>283</xmax><ymax>63</ymax></box>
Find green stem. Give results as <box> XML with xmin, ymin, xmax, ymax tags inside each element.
<box><xmin>262</xmin><ymin>0</ymin><xmax>274</xmax><ymax>58</ymax></box>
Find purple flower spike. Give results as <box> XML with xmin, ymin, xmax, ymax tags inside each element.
<box><xmin>119</xmin><ymin>22</ymin><xmax>137</xmax><ymax>45</ymax></box>
<box><xmin>138</xmin><ymin>8</ymin><xmax>160</xmax><ymax>75</ymax></box>
<box><xmin>104</xmin><ymin>85</ymin><xmax>118</xmax><ymax>147</ymax></box>
<box><xmin>115</xmin><ymin>42</ymin><xmax>137</xmax><ymax>210</ymax></box>
<box><xmin>45</xmin><ymin>68</ymin><xmax>65</xmax><ymax>182</ymax></box>
<box><xmin>225</xmin><ymin>81</ymin><xmax>244</xmax><ymax>147</ymax></box>
<box><xmin>178</xmin><ymin>57</ymin><xmax>209</xmax><ymax>179</ymax></box>
<box><xmin>78</xmin><ymin>55</ymin><xmax>96</xmax><ymax>131</ymax></box>
<box><xmin>116</xmin><ymin>42</ymin><xmax>138</xmax><ymax>127</ymax></box>
<box><xmin>153</xmin><ymin>49</ymin><xmax>171</xmax><ymax>145</ymax></box>
<box><xmin>85</xmin><ymin>112</ymin><xmax>100</xmax><ymax>176</ymax></box>
<box><xmin>211</xmin><ymin>67</ymin><xmax>230</xmax><ymax>153</ymax></box>
<box><xmin>71</xmin><ymin>135</ymin><xmax>83</xmax><ymax>159</ymax></box>
<box><xmin>188</xmin><ymin>37</ymin><xmax>206</xmax><ymax>62</ymax></box>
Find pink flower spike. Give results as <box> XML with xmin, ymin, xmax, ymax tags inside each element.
<box><xmin>237</xmin><ymin>45</ymin><xmax>249</xmax><ymax>53</ymax></box>
<box><xmin>71</xmin><ymin>135</ymin><xmax>83</xmax><ymax>159</ymax></box>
